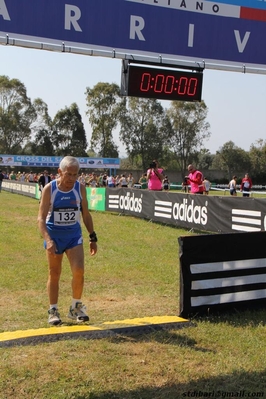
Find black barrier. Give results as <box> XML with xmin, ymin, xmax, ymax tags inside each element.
<box><xmin>179</xmin><ymin>231</ymin><xmax>266</xmax><ymax>317</ymax></box>
<box><xmin>105</xmin><ymin>188</ymin><xmax>266</xmax><ymax>233</ymax></box>
<box><xmin>2</xmin><ymin>180</ymin><xmax>38</xmax><ymax>198</ymax></box>
<box><xmin>3</xmin><ymin>185</ymin><xmax>266</xmax><ymax>233</ymax></box>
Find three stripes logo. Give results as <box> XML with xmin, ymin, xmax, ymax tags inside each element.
<box><xmin>154</xmin><ymin>200</ymin><xmax>172</xmax><ymax>219</ymax></box>
<box><xmin>108</xmin><ymin>194</ymin><xmax>119</xmax><ymax>210</ymax></box>
<box><xmin>231</xmin><ymin>208</ymin><xmax>262</xmax><ymax>232</ymax></box>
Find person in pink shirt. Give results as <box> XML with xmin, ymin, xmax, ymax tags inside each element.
<box><xmin>186</xmin><ymin>164</ymin><xmax>204</xmax><ymax>194</ymax></box>
<box><xmin>147</xmin><ymin>160</ymin><xmax>164</xmax><ymax>191</ymax></box>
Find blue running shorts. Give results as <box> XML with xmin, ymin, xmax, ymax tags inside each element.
<box><xmin>44</xmin><ymin>235</ymin><xmax>83</xmax><ymax>254</ymax></box>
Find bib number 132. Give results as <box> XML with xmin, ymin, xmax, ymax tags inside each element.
<box><xmin>54</xmin><ymin>209</ymin><xmax>78</xmax><ymax>225</ymax></box>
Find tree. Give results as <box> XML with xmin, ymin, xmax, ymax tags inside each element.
<box><xmin>52</xmin><ymin>103</ymin><xmax>88</xmax><ymax>157</ymax></box>
<box><xmin>196</xmin><ymin>148</ymin><xmax>214</xmax><ymax>170</ymax></box>
<box><xmin>28</xmin><ymin>98</ymin><xmax>54</xmax><ymax>155</ymax></box>
<box><xmin>213</xmin><ymin>141</ymin><xmax>251</xmax><ymax>179</ymax></box>
<box><xmin>86</xmin><ymin>82</ymin><xmax>125</xmax><ymax>157</ymax></box>
<box><xmin>249</xmin><ymin>139</ymin><xmax>266</xmax><ymax>182</ymax></box>
<box><xmin>0</xmin><ymin>75</ymin><xmax>36</xmax><ymax>153</ymax></box>
<box><xmin>120</xmin><ymin>97</ymin><xmax>172</xmax><ymax>170</ymax></box>
<box><xmin>166</xmin><ymin>101</ymin><xmax>211</xmax><ymax>177</ymax></box>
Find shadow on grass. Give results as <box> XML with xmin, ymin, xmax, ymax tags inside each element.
<box><xmin>191</xmin><ymin>308</ymin><xmax>266</xmax><ymax>328</ymax></box>
<box><xmin>72</xmin><ymin>369</ymin><xmax>266</xmax><ymax>399</ymax></box>
<box><xmin>108</xmin><ymin>330</ymin><xmax>216</xmax><ymax>354</ymax></box>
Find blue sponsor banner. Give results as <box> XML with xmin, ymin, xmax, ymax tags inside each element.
<box><xmin>0</xmin><ymin>155</ymin><xmax>120</xmax><ymax>168</ymax></box>
<box><xmin>1</xmin><ymin>0</ymin><xmax>266</xmax><ymax>68</ymax></box>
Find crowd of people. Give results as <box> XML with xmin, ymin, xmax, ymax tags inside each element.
<box><xmin>1</xmin><ymin>169</ymin><xmax>167</xmax><ymax>190</ymax></box>
<box><xmin>0</xmin><ymin>170</ymin><xmax>138</xmax><ymax>188</ymax></box>
<box><xmin>0</xmin><ymin>167</ymin><xmax>208</xmax><ymax>194</ymax></box>
<box><xmin>0</xmin><ymin>164</ymin><xmax>254</xmax><ymax>196</ymax></box>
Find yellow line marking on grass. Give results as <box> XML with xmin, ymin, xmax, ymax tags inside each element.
<box><xmin>0</xmin><ymin>316</ymin><xmax>191</xmax><ymax>346</ymax></box>
<box><xmin>0</xmin><ymin>325</ymin><xmax>102</xmax><ymax>342</ymax></box>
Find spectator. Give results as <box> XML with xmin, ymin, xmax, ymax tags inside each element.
<box><xmin>39</xmin><ymin>170</ymin><xmax>51</xmax><ymax>190</ymax></box>
<box><xmin>203</xmin><ymin>177</ymin><xmax>211</xmax><ymax>195</ymax></box>
<box><xmin>182</xmin><ymin>177</ymin><xmax>189</xmax><ymax>193</ymax></box>
<box><xmin>127</xmin><ymin>173</ymin><xmax>135</xmax><ymax>188</ymax></box>
<box><xmin>20</xmin><ymin>172</ymin><xmax>26</xmax><ymax>181</ymax></box>
<box><xmin>28</xmin><ymin>171</ymin><xmax>35</xmax><ymax>183</ymax></box>
<box><xmin>98</xmin><ymin>174</ymin><xmax>103</xmax><ymax>187</ymax></box>
<box><xmin>185</xmin><ymin>164</ymin><xmax>204</xmax><ymax>194</ymax></box>
<box><xmin>107</xmin><ymin>174</ymin><xmax>115</xmax><ymax>188</ymax></box>
<box><xmin>139</xmin><ymin>173</ymin><xmax>148</xmax><ymax>189</ymax></box>
<box><xmin>147</xmin><ymin>160</ymin><xmax>164</xmax><ymax>191</ymax></box>
<box><xmin>0</xmin><ymin>170</ymin><xmax>4</xmax><ymax>193</ymax></box>
<box><xmin>115</xmin><ymin>175</ymin><xmax>120</xmax><ymax>187</ymax></box>
<box><xmin>38</xmin><ymin>170</ymin><xmax>51</xmax><ymax>200</ymax></box>
<box><xmin>240</xmin><ymin>173</ymin><xmax>252</xmax><ymax>197</ymax></box>
<box><xmin>9</xmin><ymin>171</ymin><xmax>16</xmax><ymax>180</ymax></box>
<box><xmin>163</xmin><ymin>175</ymin><xmax>170</xmax><ymax>191</ymax></box>
<box><xmin>102</xmin><ymin>174</ymin><xmax>107</xmax><ymax>187</ymax></box>
<box><xmin>88</xmin><ymin>173</ymin><xmax>98</xmax><ymax>188</ymax></box>
<box><xmin>119</xmin><ymin>174</ymin><xmax>128</xmax><ymax>188</ymax></box>
<box><xmin>78</xmin><ymin>172</ymin><xmax>86</xmax><ymax>185</ymax></box>
<box><xmin>228</xmin><ymin>175</ymin><xmax>237</xmax><ymax>196</ymax></box>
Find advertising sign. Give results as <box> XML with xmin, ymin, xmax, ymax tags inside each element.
<box><xmin>105</xmin><ymin>188</ymin><xmax>266</xmax><ymax>233</ymax></box>
<box><xmin>1</xmin><ymin>0</ymin><xmax>266</xmax><ymax>69</ymax></box>
<box><xmin>0</xmin><ymin>155</ymin><xmax>120</xmax><ymax>169</ymax></box>
<box><xmin>86</xmin><ymin>187</ymin><xmax>106</xmax><ymax>211</ymax></box>
<box><xmin>2</xmin><ymin>180</ymin><xmax>37</xmax><ymax>198</ymax></box>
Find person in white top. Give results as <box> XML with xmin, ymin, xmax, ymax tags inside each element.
<box><xmin>127</xmin><ymin>173</ymin><xmax>135</xmax><ymax>188</ymax></box>
<box><xmin>107</xmin><ymin>175</ymin><xmax>115</xmax><ymax>188</ymax></box>
<box><xmin>119</xmin><ymin>174</ymin><xmax>128</xmax><ymax>188</ymax></box>
<box><xmin>228</xmin><ymin>175</ymin><xmax>237</xmax><ymax>196</ymax></box>
<box><xmin>203</xmin><ymin>178</ymin><xmax>211</xmax><ymax>195</ymax></box>
<box><xmin>78</xmin><ymin>172</ymin><xmax>86</xmax><ymax>185</ymax></box>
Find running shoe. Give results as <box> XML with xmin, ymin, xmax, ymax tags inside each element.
<box><xmin>68</xmin><ymin>302</ymin><xmax>89</xmax><ymax>322</ymax></box>
<box><xmin>48</xmin><ymin>308</ymin><xmax>61</xmax><ymax>326</ymax></box>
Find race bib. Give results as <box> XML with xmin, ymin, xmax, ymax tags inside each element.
<box><xmin>54</xmin><ymin>207</ymin><xmax>79</xmax><ymax>226</ymax></box>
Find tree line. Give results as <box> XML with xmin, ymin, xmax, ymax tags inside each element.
<box><xmin>0</xmin><ymin>75</ymin><xmax>266</xmax><ymax>182</ymax></box>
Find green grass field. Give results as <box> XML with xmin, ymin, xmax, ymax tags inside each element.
<box><xmin>0</xmin><ymin>191</ymin><xmax>266</xmax><ymax>399</ymax></box>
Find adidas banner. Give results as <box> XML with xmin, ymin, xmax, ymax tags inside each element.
<box><xmin>106</xmin><ymin>188</ymin><xmax>266</xmax><ymax>233</ymax></box>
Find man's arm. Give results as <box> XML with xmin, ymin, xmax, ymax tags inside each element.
<box><xmin>37</xmin><ymin>183</ymin><xmax>56</xmax><ymax>254</ymax></box>
<box><xmin>154</xmin><ymin>168</ymin><xmax>164</xmax><ymax>181</ymax></box>
<box><xmin>194</xmin><ymin>172</ymin><xmax>203</xmax><ymax>185</ymax></box>
<box><xmin>80</xmin><ymin>184</ymin><xmax>97</xmax><ymax>256</ymax></box>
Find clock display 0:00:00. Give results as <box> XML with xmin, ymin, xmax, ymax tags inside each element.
<box><xmin>141</xmin><ymin>73</ymin><xmax>198</xmax><ymax>95</ymax></box>
<box><xmin>127</xmin><ymin>66</ymin><xmax>203</xmax><ymax>101</ymax></box>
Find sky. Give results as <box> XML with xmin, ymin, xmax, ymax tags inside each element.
<box><xmin>1</xmin><ymin>44</ymin><xmax>266</xmax><ymax>157</ymax></box>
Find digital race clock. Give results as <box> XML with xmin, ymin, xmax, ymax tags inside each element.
<box><xmin>121</xmin><ymin>63</ymin><xmax>203</xmax><ymax>102</ymax></box>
